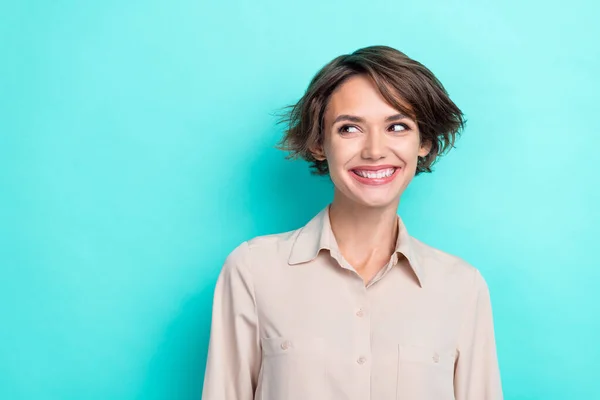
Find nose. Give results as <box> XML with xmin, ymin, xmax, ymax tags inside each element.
<box><xmin>361</xmin><ymin>131</ymin><xmax>386</xmax><ymax>160</ymax></box>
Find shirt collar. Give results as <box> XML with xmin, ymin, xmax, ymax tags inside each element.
<box><xmin>287</xmin><ymin>203</ymin><xmax>425</xmax><ymax>287</ymax></box>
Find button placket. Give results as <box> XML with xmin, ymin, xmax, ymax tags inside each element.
<box><xmin>348</xmin><ymin>276</ymin><xmax>372</xmax><ymax>399</ymax></box>
<box><xmin>353</xmin><ymin>286</ymin><xmax>371</xmax><ymax>370</ymax></box>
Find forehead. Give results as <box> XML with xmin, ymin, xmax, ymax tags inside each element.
<box><xmin>325</xmin><ymin>74</ymin><xmax>411</xmax><ymax>119</ymax></box>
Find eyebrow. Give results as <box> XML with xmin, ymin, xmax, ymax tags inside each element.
<box><xmin>332</xmin><ymin>113</ymin><xmax>409</xmax><ymax>125</ymax></box>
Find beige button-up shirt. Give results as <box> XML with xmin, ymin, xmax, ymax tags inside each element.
<box><xmin>202</xmin><ymin>204</ymin><xmax>503</xmax><ymax>400</ymax></box>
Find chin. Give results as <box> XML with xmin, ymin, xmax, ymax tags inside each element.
<box><xmin>348</xmin><ymin>193</ymin><xmax>400</xmax><ymax>209</ymax></box>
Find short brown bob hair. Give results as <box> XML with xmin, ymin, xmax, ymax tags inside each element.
<box><xmin>276</xmin><ymin>45</ymin><xmax>465</xmax><ymax>176</ymax></box>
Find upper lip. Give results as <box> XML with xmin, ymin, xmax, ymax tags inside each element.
<box><xmin>351</xmin><ymin>165</ymin><xmax>399</xmax><ymax>171</ymax></box>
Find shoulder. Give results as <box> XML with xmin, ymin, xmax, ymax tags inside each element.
<box><xmin>410</xmin><ymin>236</ymin><xmax>488</xmax><ymax>293</ymax></box>
<box><xmin>223</xmin><ymin>228</ymin><xmax>300</xmax><ymax>270</ymax></box>
<box><xmin>247</xmin><ymin>229</ymin><xmax>299</xmax><ymax>253</ymax></box>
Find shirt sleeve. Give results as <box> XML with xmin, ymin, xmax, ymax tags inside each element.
<box><xmin>454</xmin><ymin>269</ymin><xmax>503</xmax><ymax>400</ymax></box>
<box><xmin>201</xmin><ymin>241</ymin><xmax>261</xmax><ymax>400</ymax></box>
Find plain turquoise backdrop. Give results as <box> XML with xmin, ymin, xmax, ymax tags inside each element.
<box><xmin>1</xmin><ymin>0</ymin><xmax>599</xmax><ymax>399</ymax></box>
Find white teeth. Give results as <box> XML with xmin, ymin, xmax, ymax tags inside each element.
<box><xmin>354</xmin><ymin>168</ymin><xmax>396</xmax><ymax>179</ymax></box>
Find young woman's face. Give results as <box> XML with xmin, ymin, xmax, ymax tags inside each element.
<box><xmin>315</xmin><ymin>74</ymin><xmax>432</xmax><ymax>209</ymax></box>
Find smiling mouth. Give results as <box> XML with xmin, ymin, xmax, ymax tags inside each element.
<box><xmin>351</xmin><ymin>167</ymin><xmax>397</xmax><ymax>179</ymax></box>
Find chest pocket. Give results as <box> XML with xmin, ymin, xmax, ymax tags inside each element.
<box><xmin>396</xmin><ymin>344</ymin><xmax>456</xmax><ymax>400</ymax></box>
<box><xmin>259</xmin><ymin>336</ymin><xmax>326</xmax><ymax>400</ymax></box>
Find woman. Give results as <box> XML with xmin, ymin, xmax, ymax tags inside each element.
<box><xmin>202</xmin><ymin>45</ymin><xmax>503</xmax><ymax>400</ymax></box>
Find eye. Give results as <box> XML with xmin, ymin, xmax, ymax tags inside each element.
<box><xmin>389</xmin><ymin>123</ymin><xmax>409</xmax><ymax>132</ymax></box>
<box><xmin>338</xmin><ymin>125</ymin><xmax>360</xmax><ymax>134</ymax></box>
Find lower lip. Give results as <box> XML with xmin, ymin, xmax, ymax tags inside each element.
<box><xmin>350</xmin><ymin>168</ymin><xmax>400</xmax><ymax>186</ymax></box>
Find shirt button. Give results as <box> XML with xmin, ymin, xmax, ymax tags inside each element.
<box><xmin>356</xmin><ymin>308</ymin><xmax>365</xmax><ymax>318</ymax></box>
<box><xmin>281</xmin><ymin>341</ymin><xmax>292</xmax><ymax>350</ymax></box>
<box><xmin>357</xmin><ymin>356</ymin><xmax>367</xmax><ymax>365</ymax></box>
<box><xmin>432</xmin><ymin>353</ymin><xmax>440</xmax><ymax>363</ymax></box>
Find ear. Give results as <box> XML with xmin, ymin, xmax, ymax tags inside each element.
<box><xmin>309</xmin><ymin>144</ymin><xmax>327</xmax><ymax>161</ymax></box>
<box><xmin>418</xmin><ymin>139</ymin><xmax>433</xmax><ymax>158</ymax></box>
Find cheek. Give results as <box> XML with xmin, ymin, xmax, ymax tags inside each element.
<box><xmin>324</xmin><ymin>140</ymin><xmax>357</xmax><ymax>169</ymax></box>
<box><xmin>391</xmin><ymin>140</ymin><xmax>421</xmax><ymax>160</ymax></box>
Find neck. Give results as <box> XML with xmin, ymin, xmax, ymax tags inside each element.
<box><xmin>328</xmin><ymin>194</ymin><xmax>400</xmax><ymax>267</ymax></box>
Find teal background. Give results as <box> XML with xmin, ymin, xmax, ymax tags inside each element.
<box><xmin>1</xmin><ymin>0</ymin><xmax>598</xmax><ymax>399</ymax></box>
